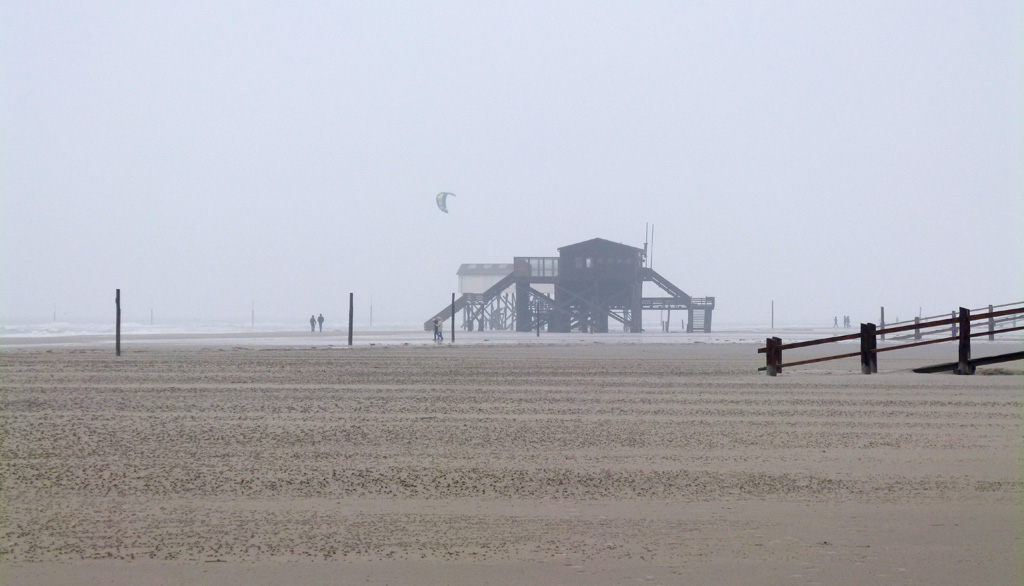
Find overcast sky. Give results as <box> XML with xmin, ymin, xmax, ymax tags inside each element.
<box><xmin>2</xmin><ymin>1</ymin><xmax>1021</xmax><ymax>328</ymax></box>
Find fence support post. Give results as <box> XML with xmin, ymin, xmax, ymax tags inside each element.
<box><xmin>914</xmin><ymin>317</ymin><xmax>921</xmax><ymax>341</ymax></box>
<box><xmin>860</xmin><ymin>323</ymin><xmax>877</xmax><ymax>374</ymax></box>
<box><xmin>765</xmin><ymin>337</ymin><xmax>782</xmax><ymax>376</ymax></box>
<box><xmin>880</xmin><ymin>307</ymin><xmax>885</xmax><ymax>340</ymax></box>
<box><xmin>957</xmin><ymin>307</ymin><xmax>974</xmax><ymax>375</ymax></box>
<box><xmin>774</xmin><ymin>338</ymin><xmax>783</xmax><ymax>374</ymax></box>
<box><xmin>988</xmin><ymin>304</ymin><xmax>995</xmax><ymax>340</ymax></box>
<box><xmin>951</xmin><ymin>310</ymin><xmax>957</xmax><ymax>338</ymax></box>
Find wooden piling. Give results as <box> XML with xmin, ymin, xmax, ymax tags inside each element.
<box><xmin>879</xmin><ymin>306</ymin><xmax>885</xmax><ymax>340</ymax></box>
<box><xmin>115</xmin><ymin>289</ymin><xmax>121</xmax><ymax>357</ymax></box>
<box><xmin>988</xmin><ymin>304</ymin><xmax>995</xmax><ymax>340</ymax></box>
<box><xmin>765</xmin><ymin>336</ymin><xmax>782</xmax><ymax>376</ymax></box>
<box><xmin>451</xmin><ymin>293</ymin><xmax>455</xmax><ymax>343</ymax></box>
<box><xmin>536</xmin><ymin>300</ymin><xmax>540</xmax><ymax>337</ymax></box>
<box><xmin>957</xmin><ymin>307</ymin><xmax>973</xmax><ymax>375</ymax></box>
<box><xmin>860</xmin><ymin>323</ymin><xmax>877</xmax><ymax>374</ymax></box>
<box><xmin>914</xmin><ymin>317</ymin><xmax>921</xmax><ymax>341</ymax></box>
<box><xmin>951</xmin><ymin>310</ymin><xmax>957</xmax><ymax>337</ymax></box>
<box><xmin>348</xmin><ymin>293</ymin><xmax>354</xmax><ymax>346</ymax></box>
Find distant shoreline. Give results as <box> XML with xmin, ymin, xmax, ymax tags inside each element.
<box><xmin>4</xmin><ymin>326</ymin><xmax>1024</xmax><ymax>351</ymax></box>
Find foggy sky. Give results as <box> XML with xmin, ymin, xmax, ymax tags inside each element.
<box><xmin>2</xmin><ymin>1</ymin><xmax>1021</xmax><ymax>328</ymax></box>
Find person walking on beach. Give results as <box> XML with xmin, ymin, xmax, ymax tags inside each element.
<box><xmin>310</xmin><ymin>315</ymin><xmax>316</xmax><ymax>332</ymax></box>
<box><xmin>317</xmin><ymin>313</ymin><xmax>324</xmax><ymax>332</ymax></box>
<box><xmin>433</xmin><ymin>318</ymin><xmax>443</xmax><ymax>343</ymax></box>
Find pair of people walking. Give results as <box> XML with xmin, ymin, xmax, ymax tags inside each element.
<box><xmin>432</xmin><ymin>318</ymin><xmax>444</xmax><ymax>342</ymax></box>
<box><xmin>309</xmin><ymin>314</ymin><xmax>324</xmax><ymax>332</ymax></box>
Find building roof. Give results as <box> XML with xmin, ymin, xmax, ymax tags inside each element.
<box><xmin>456</xmin><ymin>263</ymin><xmax>515</xmax><ymax>276</ymax></box>
<box><xmin>557</xmin><ymin>237</ymin><xmax>644</xmax><ymax>254</ymax></box>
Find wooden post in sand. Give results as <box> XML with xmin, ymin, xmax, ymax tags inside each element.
<box><xmin>451</xmin><ymin>293</ymin><xmax>456</xmax><ymax>343</ymax></box>
<box><xmin>773</xmin><ymin>338</ymin><xmax>782</xmax><ymax>374</ymax></box>
<box><xmin>879</xmin><ymin>307</ymin><xmax>885</xmax><ymax>340</ymax></box>
<box><xmin>956</xmin><ymin>307</ymin><xmax>974</xmax><ymax>375</ymax></box>
<box><xmin>860</xmin><ymin>323</ymin><xmax>877</xmax><ymax>374</ymax></box>
<box><xmin>765</xmin><ymin>336</ymin><xmax>782</xmax><ymax>376</ymax></box>
<box><xmin>988</xmin><ymin>304</ymin><xmax>995</xmax><ymax>341</ymax></box>
<box><xmin>348</xmin><ymin>293</ymin><xmax>354</xmax><ymax>346</ymax></box>
<box><xmin>115</xmin><ymin>289</ymin><xmax>121</xmax><ymax>357</ymax></box>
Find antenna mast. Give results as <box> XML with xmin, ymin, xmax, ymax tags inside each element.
<box><xmin>650</xmin><ymin>224</ymin><xmax>654</xmax><ymax>269</ymax></box>
<box><xmin>644</xmin><ymin>223</ymin><xmax>649</xmax><ymax>268</ymax></box>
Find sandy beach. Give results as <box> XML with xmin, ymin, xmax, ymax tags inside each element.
<box><xmin>1</xmin><ymin>336</ymin><xmax>1021</xmax><ymax>585</ymax></box>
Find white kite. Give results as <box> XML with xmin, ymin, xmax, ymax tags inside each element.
<box><xmin>436</xmin><ymin>192</ymin><xmax>455</xmax><ymax>213</ymax></box>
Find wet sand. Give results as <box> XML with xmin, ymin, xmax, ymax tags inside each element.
<box><xmin>1</xmin><ymin>340</ymin><xmax>1021</xmax><ymax>585</ymax></box>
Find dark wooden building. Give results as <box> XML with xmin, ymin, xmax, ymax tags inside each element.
<box><xmin>548</xmin><ymin>238</ymin><xmax>644</xmax><ymax>333</ymax></box>
<box><xmin>426</xmin><ymin>237</ymin><xmax>715</xmax><ymax>333</ymax></box>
